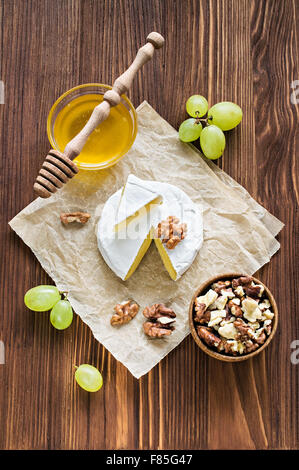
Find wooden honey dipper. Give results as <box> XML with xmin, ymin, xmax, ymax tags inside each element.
<box><xmin>34</xmin><ymin>32</ymin><xmax>165</xmax><ymax>198</ymax></box>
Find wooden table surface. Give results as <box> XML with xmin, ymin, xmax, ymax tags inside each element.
<box><xmin>0</xmin><ymin>0</ymin><xmax>298</xmax><ymax>450</ymax></box>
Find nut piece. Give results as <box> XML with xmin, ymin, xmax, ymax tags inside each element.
<box><xmin>234</xmin><ymin>319</ymin><xmax>267</xmax><ymax>346</ymax></box>
<box><xmin>197</xmin><ymin>326</ymin><xmax>222</xmax><ymax>348</ymax></box>
<box><xmin>196</xmin><ymin>289</ymin><xmax>218</xmax><ymax>310</ymax></box>
<box><xmin>194</xmin><ymin>303</ymin><xmax>211</xmax><ymax>324</ymax></box>
<box><xmin>165</xmin><ymin>235</ymin><xmax>181</xmax><ymax>250</ymax></box>
<box><xmin>234</xmin><ymin>285</ymin><xmax>245</xmax><ymax>297</ymax></box>
<box><xmin>208</xmin><ymin>310</ymin><xmax>226</xmax><ymax>327</ymax></box>
<box><xmin>220</xmin><ymin>288</ymin><xmax>235</xmax><ymax>298</ymax></box>
<box><xmin>60</xmin><ymin>211</ymin><xmax>91</xmax><ymax>224</ymax></box>
<box><xmin>259</xmin><ymin>299</ymin><xmax>271</xmax><ymax>311</ymax></box>
<box><xmin>217</xmin><ymin>339</ymin><xmax>244</xmax><ymax>356</ymax></box>
<box><xmin>143</xmin><ymin>303</ymin><xmax>176</xmax><ymax>319</ymax></box>
<box><xmin>143</xmin><ymin>303</ymin><xmax>176</xmax><ymax>338</ymax></box>
<box><xmin>228</xmin><ymin>300</ymin><xmax>243</xmax><ymax>318</ymax></box>
<box><xmin>234</xmin><ymin>318</ymin><xmax>255</xmax><ymax>341</ymax></box>
<box><xmin>232</xmin><ymin>276</ymin><xmax>253</xmax><ymax>288</ymax></box>
<box><xmin>263</xmin><ymin>319</ymin><xmax>272</xmax><ymax>336</ymax></box>
<box><xmin>111</xmin><ymin>300</ymin><xmax>139</xmax><ymax>326</ymax></box>
<box><xmin>244</xmin><ymin>285</ymin><xmax>263</xmax><ymax>299</ymax></box>
<box><xmin>212</xmin><ymin>280</ymin><xmax>231</xmax><ymax>294</ymax></box>
<box><xmin>155</xmin><ymin>216</ymin><xmax>187</xmax><ymax>250</ymax></box>
<box><xmin>244</xmin><ymin>340</ymin><xmax>259</xmax><ymax>354</ymax></box>
<box><xmin>143</xmin><ymin>321</ymin><xmax>174</xmax><ymax>338</ymax></box>
<box><xmin>242</xmin><ymin>298</ymin><xmax>262</xmax><ymax>322</ymax></box>
<box><xmin>218</xmin><ymin>322</ymin><xmax>238</xmax><ymax>340</ymax></box>
<box><xmin>255</xmin><ymin>329</ymin><xmax>267</xmax><ymax>345</ymax></box>
<box><xmin>213</xmin><ymin>295</ymin><xmax>228</xmax><ymax>310</ymax></box>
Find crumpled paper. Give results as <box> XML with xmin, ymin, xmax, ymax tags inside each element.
<box><xmin>9</xmin><ymin>101</ymin><xmax>283</xmax><ymax>378</ymax></box>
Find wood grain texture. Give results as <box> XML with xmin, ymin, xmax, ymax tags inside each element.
<box><xmin>0</xmin><ymin>0</ymin><xmax>298</xmax><ymax>450</ymax></box>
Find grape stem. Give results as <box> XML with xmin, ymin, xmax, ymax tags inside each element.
<box><xmin>60</xmin><ymin>291</ymin><xmax>69</xmax><ymax>299</ymax></box>
<box><xmin>194</xmin><ymin>111</ymin><xmax>212</xmax><ymax>127</ymax></box>
<box><xmin>196</xmin><ymin>117</ymin><xmax>208</xmax><ymax>125</ymax></box>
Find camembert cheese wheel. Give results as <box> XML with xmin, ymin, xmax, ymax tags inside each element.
<box><xmin>97</xmin><ymin>176</ymin><xmax>203</xmax><ymax>281</ymax></box>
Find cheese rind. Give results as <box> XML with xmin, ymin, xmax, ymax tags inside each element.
<box><xmin>114</xmin><ymin>174</ymin><xmax>162</xmax><ymax>232</ymax></box>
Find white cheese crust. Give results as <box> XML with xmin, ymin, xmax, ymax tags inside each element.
<box><xmin>115</xmin><ymin>174</ymin><xmax>162</xmax><ymax>229</ymax></box>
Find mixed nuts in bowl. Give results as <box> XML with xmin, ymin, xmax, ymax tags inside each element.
<box><xmin>189</xmin><ymin>273</ymin><xmax>278</xmax><ymax>362</ymax></box>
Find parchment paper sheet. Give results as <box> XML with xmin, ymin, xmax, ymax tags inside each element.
<box><xmin>9</xmin><ymin>101</ymin><xmax>284</xmax><ymax>378</ymax></box>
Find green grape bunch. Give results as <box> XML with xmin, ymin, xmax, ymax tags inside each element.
<box><xmin>179</xmin><ymin>95</ymin><xmax>242</xmax><ymax>159</ymax></box>
<box><xmin>24</xmin><ymin>285</ymin><xmax>73</xmax><ymax>330</ymax></box>
<box><xmin>24</xmin><ymin>285</ymin><xmax>104</xmax><ymax>393</ymax></box>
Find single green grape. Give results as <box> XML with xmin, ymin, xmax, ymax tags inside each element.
<box><xmin>200</xmin><ymin>125</ymin><xmax>226</xmax><ymax>160</ymax></box>
<box><xmin>186</xmin><ymin>95</ymin><xmax>208</xmax><ymax>118</ymax></box>
<box><xmin>24</xmin><ymin>285</ymin><xmax>61</xmax><ymax>312</ymax></box>
<box><xmin>75</xmin><ymin>364</ymin><xmax>103</xmax><ymax>392</ymax></box>
<box><xmin>179</xmin><ymin>118</ymin><xmax>202</xmax><ymax>142</ymax></box>
<box><xmin>50</xmin><ymin>299</ymin><xmax>73</xmax><ymax>330</ymax></box>
<box><xmin>207</xmin><ymin>101</ymin><xmax>242</xmax><ymax>130</ymax></box>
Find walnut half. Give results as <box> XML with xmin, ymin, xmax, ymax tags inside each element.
<box><xmin>155</xmin><ymin>216</ymin><xmax>187</xmax><ymax>250</ymax></box>
<box><xmin>60</xmin><ymin>211</ymin><xmax>91</xmax><ymax>224</ymax></box>
<box><xmin>111</xmin><ymin>300</ymin><xmax>139</xmax><ymax>326</ymax></box>
<box><xmin>143</xmin><ymin>303</ymin><xmax>176</xmax><ymax>338</ymax></box>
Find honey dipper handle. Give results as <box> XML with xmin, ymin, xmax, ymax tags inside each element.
<box><xmin>112</xmin><ymin>32</ymin><xmax>165</xmax><ymax>96</ymax></box>
<box><xmin>63</xmin><ymin>32</ymin><xmax>164</xmax><ymax>160</ymax></box>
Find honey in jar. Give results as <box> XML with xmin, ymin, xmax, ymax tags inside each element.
<box><xmin>53</xmin><ymin>93</ymin><xmax>134</xmax><ymax>168</ymax></box>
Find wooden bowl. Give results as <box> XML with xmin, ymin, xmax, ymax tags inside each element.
<box><xmin>188</xmin><ymin>273</ymin><xmax>278</xmax><ymax>362</ymax></box>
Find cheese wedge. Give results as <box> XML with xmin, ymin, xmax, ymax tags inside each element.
<box><xmin>97</xmin><ymin>177</ymin><xmax>203</xmax><ymax>281</ymax></box>
<box><xmin>97</xmin><ymin>189</ymin><xmax>157</xmax><ymax>280</ymax></box>
<box><xmin>114</xmin><ymin>174</ymin><xmax>162</xmax><ymax>232</ymax></box>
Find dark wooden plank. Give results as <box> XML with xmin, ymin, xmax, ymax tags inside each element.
<box><xmin>0</xmin><ymin>0</ymin><xmax>298</xmax><ymax>450</ymax></box>
<box><xmin>250</xmin><ymin>0</ymin><xmax>299</xmax><ymax>449</ymax></box>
